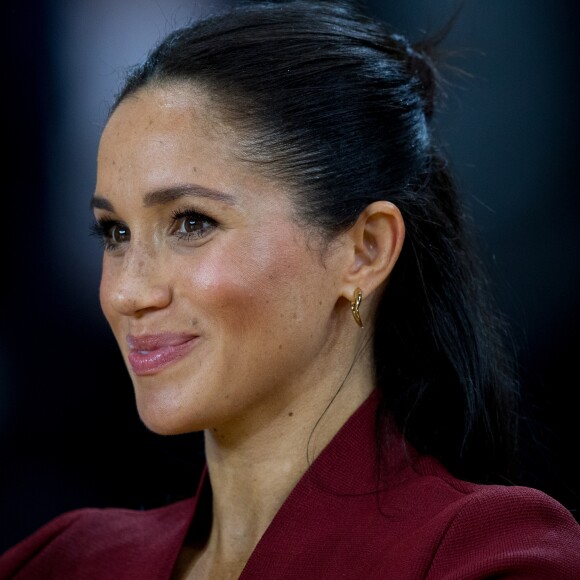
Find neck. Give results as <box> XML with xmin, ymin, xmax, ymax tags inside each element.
<box><xmin>201</xmin><ymin>352</ymin><xmax>375</xmax><ymax>569</ymax></box>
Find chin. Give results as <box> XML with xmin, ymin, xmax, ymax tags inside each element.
<box><xmin>136</xmin><ymin>402</ymin><xmax>206</xmax><ymax>436</ymax></box>
<box><xmin>140</xmin><ymin>415</ymin><xmax>203</xmax><ymax>436</ymax></box>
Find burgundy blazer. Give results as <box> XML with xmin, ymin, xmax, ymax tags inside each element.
<box><xmin>2</xmin><ymin>390</ymin><xmax>580</xmax><ymax>579</ymax></box>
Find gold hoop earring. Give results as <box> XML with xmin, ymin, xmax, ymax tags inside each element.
<box><xmin>351</xmin><ymin>287</ymin><xmax>364</xmax><ymax>328</ymax></box>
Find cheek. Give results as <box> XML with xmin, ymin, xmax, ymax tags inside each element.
<box><xmin>98</xmin><ymin>261</ymin><xmax>120</xmax><ymax>330</ymax></box>
<box><xmin>185</xmin><ymin>230</ymin><xmax>313</xmax><ymax>334</ymax></box>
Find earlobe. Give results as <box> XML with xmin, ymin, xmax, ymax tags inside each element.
<box><xmin>341</xmin><ymin>201</ymin><xmax>405</xmax><ymax>301</ymax></box>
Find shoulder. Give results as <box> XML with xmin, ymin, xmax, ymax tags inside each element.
<box><xmin>360</xmin><ymin>454</ymin><xmax>580</xmax><ymax>578</ymax></box>
<box><xmin>0</xmin><ymin>499</ymin><xmax>195</xmax><ymax>580</ymax></box>
<box><xmin>421</xmin><ymin>471</ymin><xmax>580</xmax><ymax>578</ymax></box>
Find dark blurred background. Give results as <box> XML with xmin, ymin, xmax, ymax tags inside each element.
<box><xmin>2</xmin><ymin>0</ymin><xmax>579</xmax><ymax>552</ymax></box>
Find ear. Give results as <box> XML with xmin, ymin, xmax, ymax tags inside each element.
<box><xmin>339</xmin><ymin>201</ymin><xmax>405</xmax><ymax>301</ymax></box>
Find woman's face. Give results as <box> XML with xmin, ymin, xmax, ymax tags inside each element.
<box><xmin>93</xmin><ymin>84</ymin><xmax>346</xmax><ymax>435</ymax></box>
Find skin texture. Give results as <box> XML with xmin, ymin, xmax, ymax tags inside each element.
<box><xmin>93</xmin><ymin>83</ymin><xmax>404</xmax><ymax>578</ymax></box>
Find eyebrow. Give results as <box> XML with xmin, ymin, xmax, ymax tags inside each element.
<box><xmin>90</xmin><ymin>183</ymin><xmax>237</xmax><ymax>212</ymax></box>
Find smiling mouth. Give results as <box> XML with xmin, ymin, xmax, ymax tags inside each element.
<box><xmin>126</xmin><ymin>334</ymin><xmax>199</xmax><ymax>376</ymax></box>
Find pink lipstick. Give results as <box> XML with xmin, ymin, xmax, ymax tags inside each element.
<box><xmin>126</xmin><ymin>333</ymin><xmax>198</xmax><ymax>376</ymax></box>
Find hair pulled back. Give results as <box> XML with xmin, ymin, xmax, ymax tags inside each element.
<box><xmin>113</xmin><ymin>0</ymin><xmax>520</xmax><ymax>483</ymax></box>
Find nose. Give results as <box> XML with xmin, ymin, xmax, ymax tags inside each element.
<box><xmin>102</xmin><ymin>246</ymin><xmax>172</xmax><ymax>317</ymax></box>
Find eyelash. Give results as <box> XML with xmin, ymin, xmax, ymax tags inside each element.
<box><xmin>89</xmin><ymin>218</ymin><xmax>125</xmax><ymax>251</ymax></box>
<box><xmin>89</xmin><ymin>207</ymin><xmax>218</xmax><ymax>251</ymax></box>
<box><xmin>171</xmin><ymin>207</ymin><xmax>218</xmax><ymax>241</ymax></box>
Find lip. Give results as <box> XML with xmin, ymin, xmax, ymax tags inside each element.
<box><xmin>126</xmin><ymin>333</ymin><xmax>199</xmax><ymax>376</ymax></box>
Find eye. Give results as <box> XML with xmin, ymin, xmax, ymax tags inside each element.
<box><xmin>90</xmin><ymin>219</ymin><xmax>130</xmax><ymax>250</ymax></box>
<box><xmin>171</xmin><ymin>208</ymin><xmax>217</xmax><ymax>241</ymax></box>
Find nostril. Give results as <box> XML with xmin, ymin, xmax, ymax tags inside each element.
<box><xmin>110</xmin><ymin>283</ymin><xmax>173</xmax><ymax>317</ymax></box>
<box><xmin>100</xmin><ymin>248</ymin><xmax>173</xmax><ymax>316</ymax></box>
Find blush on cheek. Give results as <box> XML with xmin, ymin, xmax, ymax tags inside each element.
<box><xmin>188</xmin><ymin>231</ymin><xmax>310</xmax><ymax>330</ymax></box>
<box><xmin>188</xmin><ymin>258</ymin><xmax>268</xmax><ymax>325</ymax></box>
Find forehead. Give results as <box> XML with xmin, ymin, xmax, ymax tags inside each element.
<box><xmin>100</xmin><ymin>82</ymin><xmax>233</xmax><ymax>157</ymax></box>
<box><xmin>96</xmin><ymin>83</ymin><xmax>299</xmax><ymax>218</ymax></box>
